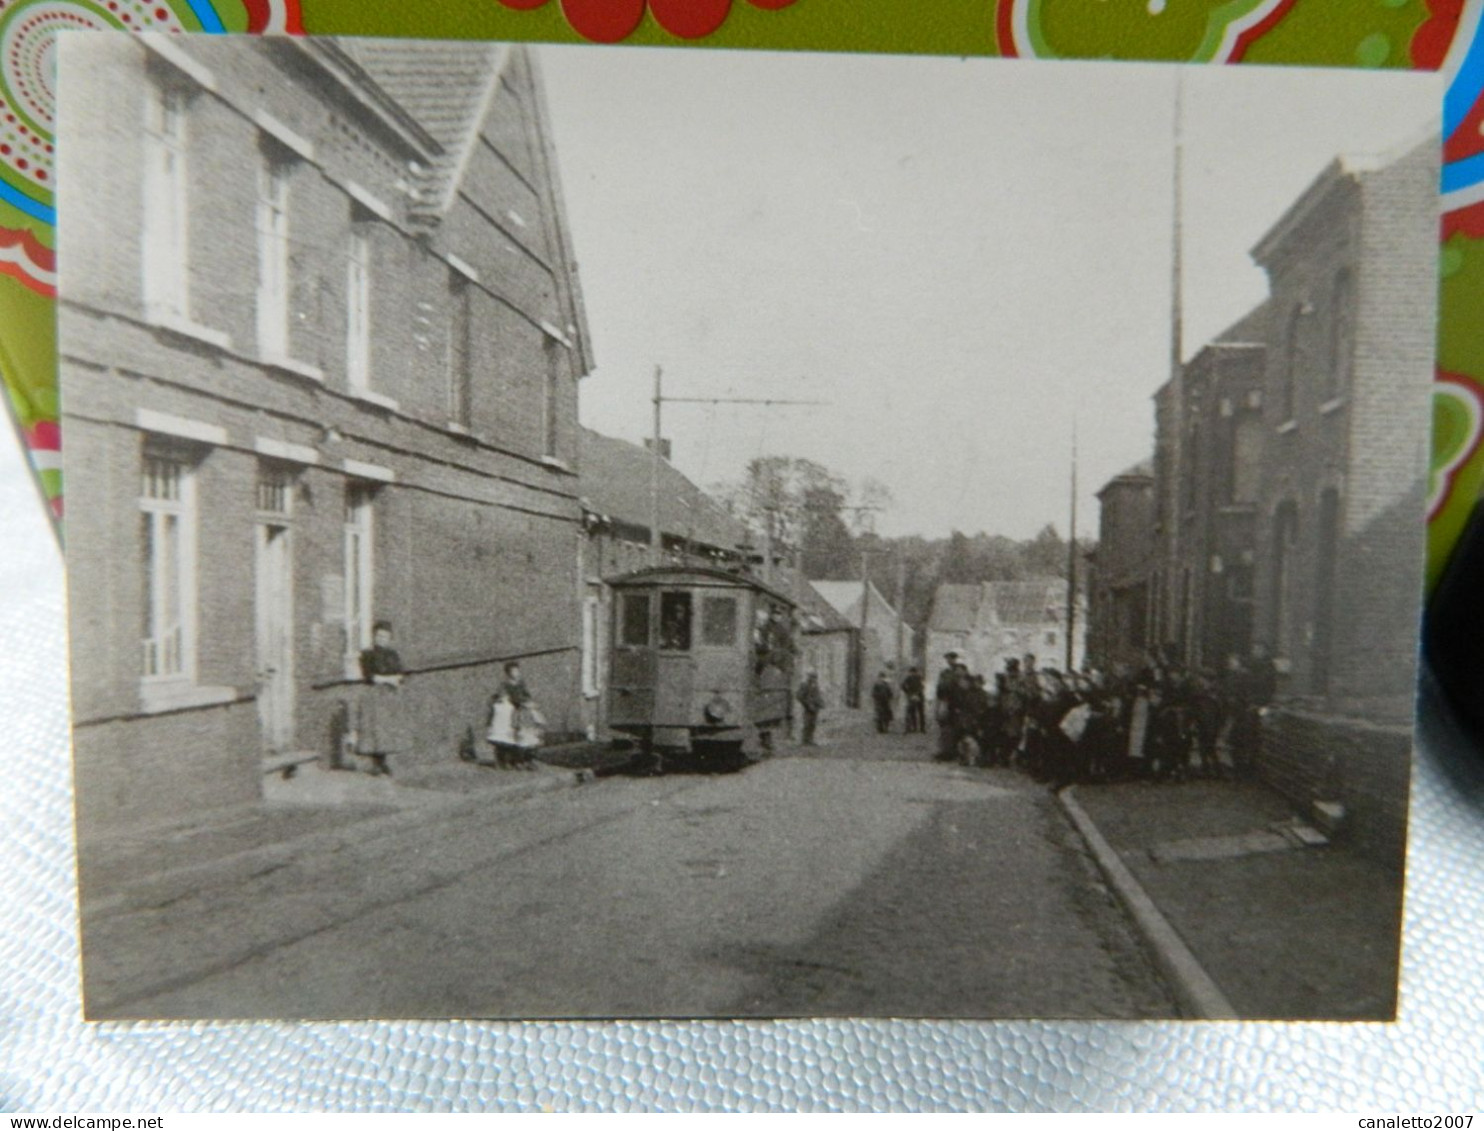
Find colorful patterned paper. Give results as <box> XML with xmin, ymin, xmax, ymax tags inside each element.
<box><xmin>0</xmin><ymin>0</ymin><xmax>1476</xmax><ymax>587</ymax></box>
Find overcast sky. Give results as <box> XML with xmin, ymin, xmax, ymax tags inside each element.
<box><xmin>539</xmin><ymin>47</ymin><xmax>1439</xmax><ymax>540</ymax></box>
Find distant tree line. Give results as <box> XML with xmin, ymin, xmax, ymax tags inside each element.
<box><xmin>711</xmin><ymin>457</ymin><xmax>1095</xmax><ymax>637</ymax></box>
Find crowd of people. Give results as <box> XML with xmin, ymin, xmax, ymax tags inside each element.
<box><xmin>868</xmin><ymin>646</ymin><xmax>1279</xmax><ymax>788</ymax></box>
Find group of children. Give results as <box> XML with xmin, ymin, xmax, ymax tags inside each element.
<box><xmin>933</xmin><ymin>648</ymin><xmax>1279</xmax><ymax>789</ymax></box>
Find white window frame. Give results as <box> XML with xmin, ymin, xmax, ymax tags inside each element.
<box><xmin>543</xmin><ymin>337</ymin><xmax>561</xmax><ymax>459</ymax></box>
<box><xmin>343</xmin><ymin>482</ymin><xmax>376</xmax><ymax>677</ymax></box>
<box><xmin>346</xmin><ymin>222</ymin><xmax>372</xmax><ymax>393</ymax></box>
<box><xmin>142</xmin><ymin>81</ymin><xmax>190</xmax><ymax>323</ymax></box>
<box><xmin>256</xmin><ymin>148</ymin><xmax>292</xmax><ymax>360</ymax></box>
<box><xmin>448</xmin><ymin>271</ymin><xmax>473</xmax><ymax>429</ymax></box>
<box><xmin>582</xmin><ymin>594</ymin><xmax>601</xmax><ymax>698</ymax></box>
<box><xmin>140</xmin><ymin>447</ymin><xmax>198</xmax><ymax>684</ymax></box>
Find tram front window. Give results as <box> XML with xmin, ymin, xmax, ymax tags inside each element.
<box><xmin>702</xmin><ymin>595</ymin><xmax>738</xmax><ymax>647</ymax></box>
<box><xmin>659</xmin><ymin>591</ymin><xmax>693</xmax><ymax>651</ymax></box>
<box><xmin>620</xmin><ymin>592</ymin><xmax>651</xmax><ymax>647</ymax></box>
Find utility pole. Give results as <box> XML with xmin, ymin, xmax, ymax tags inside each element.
<box><xmin>650</xmin><ymin>365</ymin><xmax>663</xmax><ymax>566</ymax></box>
<box><xmin>1066</xmin><ymin>419</ymin><xmax>1078</xmax><ymax>673</ymax></box>
<box><xmin>894</xmin><ymin>548</ymin><xmax>907</xmax><ymax>677</ymax></box>
<box><xmin>1160</xmin><ymin>69</ymin><xmax>1186</xmax><ymax>652</ymax></box>
<box><xmin>793</xmin><ymin>517</ymin><xmax>807</xmax><ymax>604</ymax></box>
<box><xmin>762</xmin><ymin>499</ymin><xmax>776</xmax><ymax>586</ymax></box>
<box><xmin>858</xmin><ymin>547</ymin><xmax>872</xmax><ymax>709</ymax></box>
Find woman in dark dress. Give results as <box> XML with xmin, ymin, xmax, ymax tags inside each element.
<box><xmin>356</xmin><ymin>620</ymin><xmax>406</xmax><ymax>776</ymax></box>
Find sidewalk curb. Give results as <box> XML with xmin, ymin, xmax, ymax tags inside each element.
<box><xmin>1058</xmin><ymin>785</ymin><xmax>1239</xmax><ymax>1021</ymax></box>
<box><xmin>84</xmin><ymin>768</ymin><xmax>587</xmax><ymax>918</ymax></box>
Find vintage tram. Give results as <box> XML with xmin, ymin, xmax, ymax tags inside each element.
<box><xmin>604</xmin><ymin>566</ymin><xmax>796</xmax><ymax>771</ymax></box>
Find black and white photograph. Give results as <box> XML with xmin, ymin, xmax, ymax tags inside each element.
<box><xmin>57</xmin><ymin>32</ymin><xmax>1439</xmax><ymax>1020</ymax></box>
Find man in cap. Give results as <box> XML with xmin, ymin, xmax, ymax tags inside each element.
<box><xmin>901</xmin><ymin>666</ymin><xmax>926</xmax><ymax>734</ymax></box>
<box><xmin>935</xmin><ymin>652</ymin><xmax>967</xmax><ymax>761</ymax></box>
<box><xmin>797</xmin><ymin>669</ymin><xmax>826</xmax><ymax>747</ymax></box>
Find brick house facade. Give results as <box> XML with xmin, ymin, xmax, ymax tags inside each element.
<box><xmin>1148</xmin><ymin>306</ymin><xmax>1269</xmax><ymax>673</ymax></box>
<box><xmin>1087</xmin><ymin>459</ymin><xmax>1154</xmax><ymax>671</ymax></box>
<box><xmin>1086</xmin><ymin>137</ymin><xmax>1436</xmax><ymax>861</ymax></box>
<box><xmin>1249</xmin><ymin>141</ymin><xmax>1437</xmax><ymax>718</ymax></box>
<box><xmin>1095</xmin><ymin>138</ymin><xmax>1434</xmax><ymax>717</ymax></box>
<box><xmin>59</xmin><ymin>36</ymin><xmax>593</xmax><ymax>831</ymax></box>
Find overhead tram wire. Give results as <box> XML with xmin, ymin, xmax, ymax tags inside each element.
<box><xmin>647</xmin><ymin>368</ymin><xmax>827</xmax><ymax>571</ymax></box>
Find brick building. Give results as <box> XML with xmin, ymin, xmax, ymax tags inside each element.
<box><xmin>1249</xmin><ymin>141</ymin><xmax>1436</xmax><ymax>717</ymax></box>
<box><xmin>1248</xmin><ymin>140</ymin><xmax>1437</xmax><ymax>862</ymax></box>
<box><xmin>1086</xmin><ymin>459</ymin><xmax>1154</xmax><ymax>671</ymax></box>
<box><xmin>1087</xmin><ymin>136</ymin><xmax>1436</xmax><ymax>862</ymax></box>
<box><xmin>59</xmin><ymin>36</ymin><xmax>593</xmax><ymax>831</ymax></box>
<box><xmin>1148</xmin><ymin>305</ymin><xmax>1269</xmax><ymax>672</ymax></box>
<box><xmin>1097</xmin><ymin>137</ymin><xmax>1434</xmax><ymax>713</ymax></box>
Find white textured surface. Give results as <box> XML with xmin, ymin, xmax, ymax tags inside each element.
<box><xmin>2</xmin><ymin>421</ymin><xmax>1482</xmax><ymax>1112</ymax></box>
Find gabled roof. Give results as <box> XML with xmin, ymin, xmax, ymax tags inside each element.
<box><xmin>579</xmin><ymin>428</ymin><xmax>747</xmax><ymax>553</ymax></box>
<box><xmin>811</xmin><ymin>581</ymin><xmax>864</xmax><ymax>619</ymax></box>
<box><xmin>1213</xmin><ymin>301</ymin><xmax>1270</xmax><ymax>347</ymax></box>
<box><xmin>341</xmin><ymin>39</ymin><xmax>506</xmax><ymax>216</ymax></box>
<box><xmin>929</xmin><ymin>578</ymin><xmax>1077</xmax><ymax>633</ymax></box>
<box><xmin>1097</xmin><ymin>458</ymin><xmax>1154</xmax><ymax>497</ymax></box>
<box><xmin>1251</xmin><ymin>157</ymin><xmax>1362</xmax><ymax>267</ymax></box>
<box><xmin>928</xmin><ymin>583</ymin><xmax>982</xmax><ymax>633</ymax></box>
<box><xmin>796</xmin><ymin>582</ymin><xmax>857</xmax><ymax>633</ymax></box>
<box><xmin>810</xmin><ymin>580</ymin><xmax>903</xmax><ymax>625</ymax></box>
<box><xmin>987</xmin><ymin>579</ymin><xmax>1069</xmax><ymax>626</ymax></box>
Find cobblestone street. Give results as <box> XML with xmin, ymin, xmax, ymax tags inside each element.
<box><xmin>82</xmin><ymin>715</ymin><xmax>1176</xmax><ymax>1020</ymax></box>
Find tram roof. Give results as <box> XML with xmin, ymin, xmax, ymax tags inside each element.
<box><xmin>605</xmin><ymin>565</ymin><xmax>797</xmax><ymax>606</ymax></box>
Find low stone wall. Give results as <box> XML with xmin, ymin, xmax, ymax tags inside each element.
<box><xmin>1258</xmin><ymin>707</ymin><xmax>1412</xmax><ymax>868</ymax></box>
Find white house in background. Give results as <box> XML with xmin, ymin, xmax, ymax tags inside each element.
<box><xmin>925</xmin><ymin>578</ymin><xmax>1086</xmax><ymax>697</ymax></box>
<box><xmin>810</xmin><ymin>579</ymin><xmax>914</xmax><ymax>689</ymax></box>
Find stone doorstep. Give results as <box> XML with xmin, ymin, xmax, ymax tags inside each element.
<box><xmin>1143</xmin><ymin>820</ymin><xmax>1330</xmax><ymax>864</ymax></box>
<box><xmin>82</xmin><ymin>766</ymin><xmax>589</xmax><ymax>918</ymax></box>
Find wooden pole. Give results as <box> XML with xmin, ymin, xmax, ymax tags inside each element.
<box><xmin>894</xmin><ymin>548</ymin><xmax>906</xmax><ymax>676</ymax></box>
<box><xmin>859</xmin><ymin>548</ymin><xmax>871</xmax><ymax>706</ymax></box>
<box><xmin>649</xmin><ymin>365</ymin><xmax>662</xmax><ymax>566</ymax></box>
<box><xmin>1066</xmin><ymin>420</ymin><xmax>1078</xmax><ymax>673</ymax></box>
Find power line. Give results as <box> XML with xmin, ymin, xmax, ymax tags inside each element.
<box><xmin>648</xmin><ymin>366</ymin><xmax>829</xmax><ymax>572</ymax></box>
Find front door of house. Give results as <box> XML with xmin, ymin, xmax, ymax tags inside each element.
<box><xmin>255</xmin><ymin>521</ymin><xmax>295</xmax><ymax>753</ymax></box>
